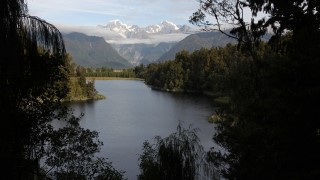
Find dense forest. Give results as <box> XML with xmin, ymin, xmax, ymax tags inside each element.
<box><xmin>1</xmin><ymin>0</ymin><xmax>319</xmax><ymax>180</ymax></box>
<box><xmin>137</xmin><ymin>0</ymin><xmax>320</xmax><ymax>179</ymax></box>
<box><xmin>135</xmin><ymin>45</ymin><xmax>237</xmax><ymax>94</ymax></box>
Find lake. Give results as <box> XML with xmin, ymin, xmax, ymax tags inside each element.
<box><xmin>64</xmin><ymin>80</ymin><xmax>217</xmax><ymax>179</ymax></box>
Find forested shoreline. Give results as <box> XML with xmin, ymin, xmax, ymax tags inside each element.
<box><xmin>64</xmin><ymin>57</ymin><xmax>137</xmax><ymax>101</ymax></box>
<box><xmin>1</xmin><ymin>0</ymin><xmax>319</xmax><ymax>179</ymax></box>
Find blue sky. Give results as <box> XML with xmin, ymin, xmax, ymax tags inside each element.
<box><xmin>28</xmin><ymin>0</ymin><xmax>200</xmax><ymax>27</ymax></box>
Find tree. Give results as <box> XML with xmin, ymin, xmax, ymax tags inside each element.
<box><xmin>0</xmin><ymin>0</ymin><xmax>68</xmax><ymax>178</ymax></box>
<box><xmin>190</xmin><ymin>0</ymin><xmax>265</xmax><ymax>50</ymax></box>
<box><xmin>43</xmin><ymin>114</ymin><xmax>124</xmax><ymax>180</ymax></box>
<box><xmin>190</xmin><ymin>0</ymin><xmax>319</xmax><ymax>51</ymax></box>
<box><xmin>138</xmin><ymin>123</ymin><xmax>217</xmax><ymax>180</ymax></box>
<box><xmin>191</xmin><ymin>0</ymin><xmax>320</xmax><ymax>179</ymax></box>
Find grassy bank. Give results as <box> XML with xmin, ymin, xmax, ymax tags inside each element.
<box><xmin>86</xmin><ymin>77</ymin><xmax>144</xmax><ymax>81</ymax></box>
<box><xmin>63</xmin><ymin>93</ymin><xmax>106</xmax><ymax>102</ymax></box>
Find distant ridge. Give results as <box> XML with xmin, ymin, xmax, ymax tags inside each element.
<box><xmin>158</xmin><ymin>31</ymin><xmax>236</xmax><ymax>62</ymax></box>
<box><xmin>112</xmin><ymin>42</ymin><xmax>176</xmax><ymax>65</ymax></box>
<box><xmin>63</xmin><ymin>32</ymin><xmax>131</xmax><ymax>68</ymax></box>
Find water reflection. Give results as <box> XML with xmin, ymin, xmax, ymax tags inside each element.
<box><xmin>66</xmin><ymin>80</ymin><xmax>217</xmax><ymax>179</ymax></box>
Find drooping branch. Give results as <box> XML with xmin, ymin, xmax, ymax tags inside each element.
<box><xmin>19</xmin><ymin>15</ymin><xmax>66</xmax><ymax>56</ymax></box>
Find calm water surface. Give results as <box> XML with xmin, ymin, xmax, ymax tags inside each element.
<box><xmin>65</xmin><ymin>80</ymin><xmax>217</xmax><ymax>179</ymax></box>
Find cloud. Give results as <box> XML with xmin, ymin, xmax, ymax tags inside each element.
<box><xmin>28</xmin><ymin>0</ymin><xmax>199</xmax><ymax>26</ymax></box>
<box><xmin>107</xmin><ymin>33</ymin><xmax>190</xmax><ymax>45</ymax></box>
<box><xmin>28</xmin><ymin>0</ymin><xmax>200</xmax><ymax>44</ymax></box>
<box><xmin>56</xmin><ymin>23</ymin><xmax>192</xmax><ymax>45</ymax></box>
<box><xmin>56</xmin><ymin>23</ymin><xmax>121</xmax><ymax>39</ymax></box>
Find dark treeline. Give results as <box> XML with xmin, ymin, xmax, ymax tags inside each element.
<box><xmin>0</xmin><ymin>1</ymin><xmax>123</xmax><ymax>179</ymax></box>
<box><xmin>137</xmin><ymin>28</ymin><xmax>320</xmax><ymax>180</ymax></box>
<box><xmin>135</xmin><ymin>45</ymin><xmax>239</xmax><ymax>96</ymax></box>
<box><xmin>137</xmin><ymin>0</ymin><xmax>320</xmax><ymax>179</ymax></box>
<box><xmin>69</xmin><ymin>61</ymin><xmax>136</xmax><ymax>78</ymax></box>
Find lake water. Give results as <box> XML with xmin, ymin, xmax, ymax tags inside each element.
<box><xmin>64</xmin><ymin>80</ymin><xmax>217</xmax><ymax>179</ymax></box>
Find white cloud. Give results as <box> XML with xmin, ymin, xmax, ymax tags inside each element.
<box><xmin>28</xmin><ymin>0</ymin><xmax>203</xmax><ymax>44</ymax></box>
<box><xmin>107</xmin><ymin>33</ymin><xmax>190</xmax><ymax>45</ymax></box>
<box><xmin>28</xmin><ymin>0</ymin><xmax>199</xmax><ymax>26</ymax></box>
<box><xmin>56</xmin><ymin>23</ymin><xmax>192</xmax><ymax>45</ymax></box>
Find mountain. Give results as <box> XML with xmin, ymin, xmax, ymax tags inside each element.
<box><xmin>158</xmin><ymin>32</ymin><xmax>236</xmax><ymax>61</ymax></box>
<box><xmin>98</xmin><ymin>20</ymin><xmax>190</xmax><ymax>40</ymax></box>
<box><xmin>59</xmin><ymin>20</ymin><xmax>198</xmax><ymax>66</ymax></box>
<box><xmin>63</xmin><ymin>32</ymin><xmax>131</xmax><ymax>68</ymax></box>
<box><xmin>112</xmin><ymin>42</ymin><xmax>176</xmax><ymax>65</ymax></box>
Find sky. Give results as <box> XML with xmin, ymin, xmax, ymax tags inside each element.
<box><xmin>27</xmin><ymin>0</ymin><xmax>265</xmax><ymax>44</ymax></box>
<box><xmin>27</xmin><ymin>0</ymin><xmax>200</xmax><ymax>27</ymax></box>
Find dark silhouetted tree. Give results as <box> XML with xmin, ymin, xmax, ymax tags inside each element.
<box><xmin>138</xmin><ymin>123</ymin><xmax>218</xmax><ymax>180</ymax></box>
<box><xmin>1</xmin><ymin>0</ymin><xmax>68</xmax><ymax>178</ymax></box>
<box><xmin>191</xmin><ymin>0</ymin><xmax>320</xmax><ymax>179</ymax></box>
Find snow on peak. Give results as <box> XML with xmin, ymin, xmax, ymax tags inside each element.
<box><xmin>99</xmin><ymin>20</ymin><xmax>192</xmax><ymax>39</ymax></box>
<box><xmin>160</xmin><ymin>20</ymin><xmax>179</xmax><ymax>31</ymax></box>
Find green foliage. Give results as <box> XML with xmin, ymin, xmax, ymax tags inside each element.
<box><xmin>65</xmin><ymin>59</ymin><xmax>107</xmax><ymax>101</ymax></box>
<box><xmin>143</xmin><ymin>46</ymin><xmax>237</xmax><ymax>94</ymax></box>
<box><xmin>70</xmin><ymin>65</ymin><xmax>136</xmax><ymax>78</ymax></box>
<box><xmin>66</xmin><ymin>76</ymin><xmax>101</xmax><ymax>101</ymax></box>
<box><xmin>142</xmin><ymin>31</ymin><xmax>320</xmax><ymax>179</ymax></box>
<box><xmin>43</xmin><ymin>114</ymin><xmax>124</xmax><ymax>180</ymax></box>
<box><xmin>138</xmin><ymin>123</ymin><xmax>217</xmax><ymax>180</ymax></box>
<box><xmin>134</xmin><ymin>64</ymin><xmax>147</xmax><ymax>79</ymax></box>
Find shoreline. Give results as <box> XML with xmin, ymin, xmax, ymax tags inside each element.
<box><xmin>86</xmin><ymin>77</ymin><xmax>144</xmax><ymax>81</ymax></box>
<box><xmin>62</xmin><ymin>93</ymin><xmax>106</xmax><ymax>103</ymax></box>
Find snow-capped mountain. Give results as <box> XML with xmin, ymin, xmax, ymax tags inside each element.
<box><xmin>98</xmin><ymin>20</ymin><xmax>192</xmax><ymax>39</ymax></box>
<box><xmin>57</xmin><ymin>20</ymin><xmax>195</xmax><ymax>65</ymax></box>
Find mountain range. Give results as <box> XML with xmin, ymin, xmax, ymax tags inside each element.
<box><xmin>61</xmin><ymin>20</ymin><xmax>241</xmax><ymax>67</ymax></box>
<box><xmin>97</xmin><ymin>20</ymin><xmax>192</xmax><ymax>40</ymax></box>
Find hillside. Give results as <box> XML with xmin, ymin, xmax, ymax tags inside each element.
<box><xmin>63</xmin><ymin>32</ymin><xmax>131</xmax><ymax>68</ymax></box>
<box><xmin>112</xmin><ymin>42</ymin><xmax>176</xmax><ymax>65</ymax></box>
<box><xmin>158</xmin><ymin>32</ymin><xmax>236</xmax><ymax>61</ymax></box>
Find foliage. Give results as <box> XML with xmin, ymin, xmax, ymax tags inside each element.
<box><xmin>190</xmin><ymin>0</ymin><xmax>319</xmax><ymax>51</ymax></box>
<box><xmin>141</xmin><ymin>45</ymin><xmax>238</xmax><ymax>94</ymax></box>
<box><xmin>42</xmin><ymin>114</ymin><xmax>124</xmax><ymax>180</ymax></box>
<box><xmin>0</xmin><ymin>0</ymin><xmax>68</xmax><ymax>177</ymax></box>
<box><xmin>69</xmin><ymin>62</ymin><xmax>136</xmax><ymax>78</ymax></box>
<box><xmin>142</xmin><ymin>8</ymin><xmax>320</xmax><ymax>178</ymax></box>
<box><xmin>138</xmin><ymin>123</ymin><xmax>218</xmax><ymax>180</ymax></box>
<box><xmin>190</xmin><ymin>0</ymin><xmax>320</xmax><ymax>179</ymax></box>
<box><xmin>0</xmin><ymin>1</ymin><xmax>120</xmax><ymax>179</ymax></box>
<box><xmin>63</xmin><ymin>56</ymin><xmax>106</xmax><ymax>101</ymax></box>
